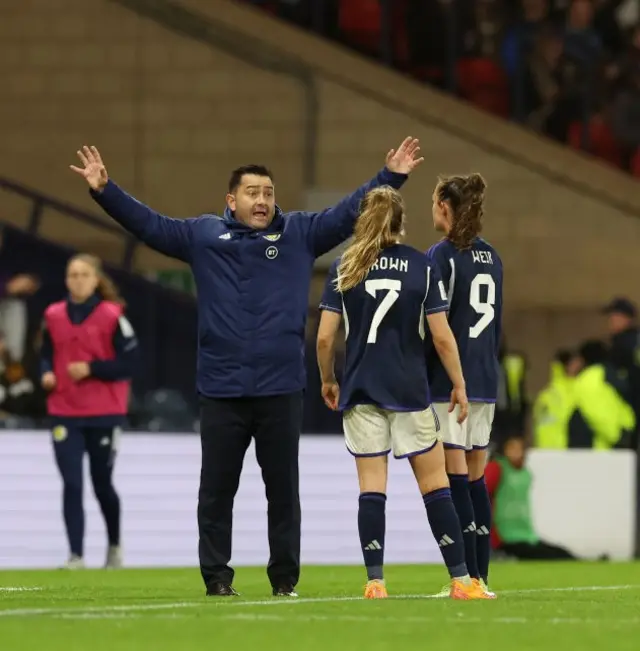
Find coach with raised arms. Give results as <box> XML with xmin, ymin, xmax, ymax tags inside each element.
<box><xmin>69</xmin><ymin>138</ymin><xmax>423</xmax><ymax>597</ymax></box>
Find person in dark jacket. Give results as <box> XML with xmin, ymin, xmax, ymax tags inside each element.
<box><xmin>41</xmin><ymin>254</ymin><xmax>138</xmax><ymax>569</ymax></box>
<box><xmin>603</xmin><ymin>297</ymin><xmax>640</xmax><ymax>448</ymax></box>
<box><xmin>69</xmin><ymin>139</ymin><xmax>423</xmax><ymax>597</ymax></box>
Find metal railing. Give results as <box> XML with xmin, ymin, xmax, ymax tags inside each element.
<box><xmin>0</xmin><ymin>177</ymin><xmax>139</xmax><ymax>270</ymax></box>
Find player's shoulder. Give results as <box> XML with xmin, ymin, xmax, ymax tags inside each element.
<box><xmin>426</xmin><ymin>238</ymin><xmax>453</xmax><ymax>261</ymax></box>
<box><xmin>44</xmin><ymin>301</ymin><xmax>66</xmax><ymax>318</ymax></box>
<box><xmin>475</xmin><ymin>237</ymin><xmax>501</xmax><ymax>256</ymax></box>
<box><xmin>328</xmin><ymin>255</ymin><xmax>341</xmax><ymax>274</ymax></box>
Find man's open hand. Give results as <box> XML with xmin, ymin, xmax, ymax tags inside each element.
<box><xmin>385</xmin><ymin>137</ymin><xmax>424</xmax><ymax>175</ymax></box>
<box><xmin>70</xmin><ymin>145</ymin><xmax>109</xmax><ymax>192</ymax></box>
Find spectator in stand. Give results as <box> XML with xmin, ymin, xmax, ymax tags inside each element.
<box><xmin>486</xmin><ymin>434</ymin><xmax>578</xmax><ymax>560</ymax></box>
<box><xmin>462</xmin><ymin>0</ymin><xmax>507</xmax><ymax>60</ymax></box>
<box><xmin>564</xmin><ymin>0</ymin><xmax>604</xmax><ymax>66</ymax></box>
<box><xmin>609</xmin><ymin>28</ymin><xmax>640</xmax><ymax>167</ymax></box>
<box><xmin>502</xmin><ymin>0</ymin><xmax>551</xmax><ymax>78</ymax></box>
<box><xmin>592</xmin><ymin>0</ymin><xmax>626</xmax><ymax>55</ymax></box>
<box><xmin>523</xmin><ymin>26</ymin><xmax>571</xmax><ymax>134</ymax></box>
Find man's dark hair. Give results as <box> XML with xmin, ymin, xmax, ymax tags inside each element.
<box><xmin>578</xmin><ymin>339</ymin><xmax>608</xmax><ymax>367</ymax></box>
<box><xmin>228</xmin><ymin>165</ymin><xmax>274</xmax><ymax>193</ymax></box>
<box><xmin>555</xmin><ymin>349</ymin><xmax>574</xmax><ymax>368</ymax></box>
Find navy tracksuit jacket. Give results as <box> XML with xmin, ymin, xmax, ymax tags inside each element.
<box><xmin>91</xmin><ymin>167</ymin><xmax>407</xmax><ymax>398</ymax></box>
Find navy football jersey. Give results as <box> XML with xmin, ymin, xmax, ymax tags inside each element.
<box><xmin>426</xmin><ymin>237</ymin><xmax>503</xmax><ymax>402</ymax></box>
<box><xmin>319</xmin><ymin>243</ymin><xmax>448</xmax><ymax>411</ymax></box>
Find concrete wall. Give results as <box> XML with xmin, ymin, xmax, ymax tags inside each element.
<box><xmin>0</xmin><ymin>0</ymin><xmax>305</xmax><ymax>270</ymax></box>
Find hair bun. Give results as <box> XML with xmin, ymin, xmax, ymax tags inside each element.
<box><xmin>465</xmin><ymin>173</ymin><xmax>487</xmax><ymax>194</ymax></box>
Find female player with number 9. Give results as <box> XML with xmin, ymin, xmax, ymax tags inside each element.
<box><xmin>316</xmin><ymin>186</ymin><xmax>490</xmax><ymax>600</ymax></box>
<box><xmin>426</xmin><ymin>174</ymin><xmax>503</xmax><ymax>598</ymax></box>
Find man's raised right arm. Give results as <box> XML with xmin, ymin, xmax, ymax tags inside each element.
<box><xmin>71</xmin><ymin>146</ymin><xmax>196</xmax><ymax>263</ymax></box>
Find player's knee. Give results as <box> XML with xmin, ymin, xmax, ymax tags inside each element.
<box><xmin>444</xmin><ymin>447</ymin><xmax>468</xmax><ymax>475</ymax></box>
<box><xmin>466</xmin><ymin>448</ymin><xmax>488</xmax><ymax>481</ymax></box>
<box><xmin>62</xmin><ymin>478</ymin><xmax>82</xmax><ymax>497</ymax></box>
<box><xmin>417</xmin><ymin>471</ymin><xmax>449</xmax><ymax>495</ymax></box>
<box><xmin>91</xmin><ymin>475</ymin><xmax>116</xmax><ymax>501</ymax></box>
<box><xmin>355</xmin><ymin>456</ymin><xmax>388</xmax><ymax>494</ymax></box>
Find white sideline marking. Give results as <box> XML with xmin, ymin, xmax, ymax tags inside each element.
<box><xmin>218</xmin><ymin>613</ymin><xmax>640</xmax><ymax>625</ymax></box>
<box><xmin>0</xmin><ymin>587</ymin><xmax>42</xmax><ymax>593</ymax></box>
<box><xmin>0</xmin><ymin>584</ymin><xmax>637</xmax><ymax>618</ymax></box>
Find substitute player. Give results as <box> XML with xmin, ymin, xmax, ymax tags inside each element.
<box><xmin>40</xmin><ymin>254</ymin><xmax>138</xmax><ymax>569</ymax></box>
<box><xmin>426</xmin><ymin>174</ymin><xmax>503</xmax><ymax>598</ymax></box>
<box><xmin>316</xmin><ymin>186</ymin><xmax>489</xmax><ymax>600</ymax></box>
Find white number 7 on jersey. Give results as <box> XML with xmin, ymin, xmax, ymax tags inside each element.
<box><xmin>364</xmin><ymin>279</ymin><xmax>402</xmax><ymax>344</ymax></box>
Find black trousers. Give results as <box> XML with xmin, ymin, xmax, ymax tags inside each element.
<box><xmin>198</xmin><ymin>391</ymin><xmax>303</xmax><ymax>589</ymax></box>
<box><xmin>499</xmin><ymin>541</ymin><xmax>577</xmax><ymax>561</ymax></box>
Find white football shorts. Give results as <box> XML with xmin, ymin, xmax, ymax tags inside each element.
<box><xmin>343</xmin><ymin>404</ymin><xmax>441</xmax><ymax>459</ymax></box>
<box><xmin>431</xmin><ymin>402</ymin><xmax>495</xmax><ymax>451</ymax></box>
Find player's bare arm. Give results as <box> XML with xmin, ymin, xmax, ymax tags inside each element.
<box><xmin>316</xmin><ymin>310</ymin><xmax>342</xmax><ymax>411</ymax></box>
<box><xmin>426</xmin><ymin>312</ymin><xmax>469</xmax><ymax>423</ymax></box>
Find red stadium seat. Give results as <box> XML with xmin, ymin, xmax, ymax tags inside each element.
<box><xmin>339</xmin><ymin>0</ymin><xmax>382</xmax><ymax>53</ymax></box>
<box><xmin>456</xmin><ymin>58</ymin><xmax>510</xmax><ymax>118</ymax></box>
<box><xmin>568</xmin><ymin>120</ymin><xmax>623</xmax><ymax>168</ymax></box>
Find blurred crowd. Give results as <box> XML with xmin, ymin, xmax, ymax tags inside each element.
<box><xmin>244</xmin><ymin>0</ymin><xmax>640</xmax><ymax>175</ymax></box>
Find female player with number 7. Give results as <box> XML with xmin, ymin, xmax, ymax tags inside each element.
<box><xmin>316</xmin><ymin>185</ymin><xmax>490</xmax><ymax>600</ymax></box>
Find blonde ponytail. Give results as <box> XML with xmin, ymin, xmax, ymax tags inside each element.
<box><xmin>336</xmin><ymin>186</ymin><xmax>406</xmax><ymax>292</ymax></box>
<box><xmin>69</xmin><ymin>253</ymin><xmax>126</xmax><ymax>307</ymax></box>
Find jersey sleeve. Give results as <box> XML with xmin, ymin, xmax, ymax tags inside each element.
<box><xmin>425</xmin><ymin>262</ymin><xmax>449</xmax><ymax>315</ymax></box>
<box><xmin>318</xmin><ymin>259</ymin><xmax>342</xmax><ymax>314</ymax></box>
<box><xmin>426</xmin><ymin>242</ymin><xmax>452</xmax><ymax>296</ymax></box>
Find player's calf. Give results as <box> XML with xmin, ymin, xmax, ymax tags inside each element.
<box><xmin>467</xmin><ymin>448</ymin><xmax>493</xmax><ymax>590</ymax></box>
<box><xmin>409</xmin><ymin>444</ymin><xmax>473</xmax><ymax>588</ymax></box>
<box><xmin>354</xmin><ymin>455</ymin><xmax>388</xmax><ymax>592</ymax></box>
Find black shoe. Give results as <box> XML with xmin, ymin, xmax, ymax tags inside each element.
<box><xmin>206</xmin><ymin>582</ymin><xmax>239</xmax><ymax>597</ymax></box>
<box><xmin>272</xmin><ymin>584</ymin><xmax>298</xmax><ymax>597</ymax></box>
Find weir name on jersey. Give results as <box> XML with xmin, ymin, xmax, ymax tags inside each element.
<box><xmin>472</xmin><ymin>250</ymin><xmax>494</xmax><ymax>265</ymax></box>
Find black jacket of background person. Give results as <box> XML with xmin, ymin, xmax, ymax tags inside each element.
<box><xmin>610</xmin><ymin>326</ymin><xmax>640</xmax><ymax>416</ymax></box>
<box><xmin>90</xmin><ymin>169</ymin><xmax>407</xmax><ymax>399</ymax></box>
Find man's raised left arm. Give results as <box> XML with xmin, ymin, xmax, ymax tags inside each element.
<box><xmin>306</xmin><ymin>137</ymin><xmax>424</xmax><ymax>257</ymax></box>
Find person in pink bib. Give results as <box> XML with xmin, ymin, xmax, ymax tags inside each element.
<box><xmin>40</xmin><ymin>254</ymin><xmax>138</xmax><ymax>570</ymax></box>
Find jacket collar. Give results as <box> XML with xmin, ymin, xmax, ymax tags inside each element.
<box><xmin>222</xmin><ymin>205</ymin><xmax>285</xmax><ymax>234</ymax></box>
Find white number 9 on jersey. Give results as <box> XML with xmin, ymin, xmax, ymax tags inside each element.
<box><xmin>469</xmin><ymin>274</ymin><xmax>496</xmax><ymax>339</ymax></box>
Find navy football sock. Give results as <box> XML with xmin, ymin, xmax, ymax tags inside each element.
<box><xmin>448</xmin><ymin>474</ymin><xmax>480</xmax><ymax>579</ymax></box>
<box><xmin>358</xmin><ymin>492</ymin><xmax>386</xmax><ymax>581</ymax></box>
<box><xmin>469</xmin><ymin>476</ymin><xmax>492</xmax><ymax>584</ymax></box>
<box><xmin>423</xmin><ymin>488</ymin><xmax>468</xmax><ymax>579</ymax></box>
<box><xmin>63</xmin><ymin>484</ymin><xmax>84</xmax><ymax>557</ymax></box>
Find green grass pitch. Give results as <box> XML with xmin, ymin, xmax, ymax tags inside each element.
<box><xmin>1</xmin><ymin>562</ymin><xmax>639</xmax><ymax>650</ymax></box>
